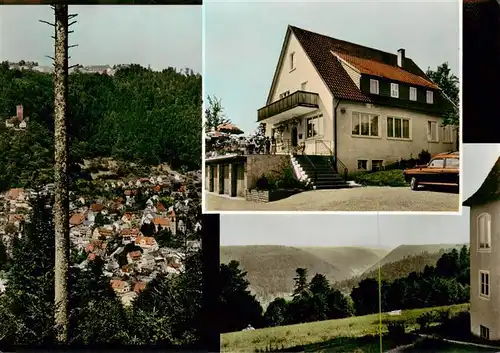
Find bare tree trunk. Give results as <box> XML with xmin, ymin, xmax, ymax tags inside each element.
<box><xmin>53</xmin><ymin>4</ymin><xmax>70</xmax><ymax>344</ymax></box>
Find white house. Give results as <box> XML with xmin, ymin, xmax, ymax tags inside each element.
<box><xmin>257</xmin><ymin>25</ymin><xmax>456</xmax><ymax>174</ymax></box>
<box><xmin>463</xmin><ymin>156</ymin><xmax>500</xmax><ymax>341</ymax></box>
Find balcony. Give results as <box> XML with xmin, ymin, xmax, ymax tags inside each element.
<box><xmin>257</xmin><ymin>90</ymin><xmax>319</xmax><ymax>123</ymax></box>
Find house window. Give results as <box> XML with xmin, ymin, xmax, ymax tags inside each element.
<box><xmin>290</xmin><ymin>52</ymin><xmax>295</xmax><ymax>71</ymax></box>
<box><xmin>279</xmin><ymin>91</ymin><xmax>290</xmax><ymax>99</ymax></box>
<box><xmin>409</xmin><ymin>87</ymin><xmax>417</xmax><ymax>101</ymax></box>
<box><xmin>372</xmin><ymin>160</ymin><xmax>384</xmax><ymax>171</ymax></box>
<box><xmin>306</xmin><ymin>114</ymin><xmax>323</xmax><ymax>138</ymax></box>
<box><xmin>443</xmin><ymin>125</ymin><xmax>452</xmax><ymax>143</ymax></box>
<box><xmin>390</xmin><ymin>83</ymin><xmax>399</xmax><ymax>98</ymax></box>
<box><xmin>428</xmin><ymin>158</ymin><xmax>444</xmax><ymax>168</ymax></box>
<box><xmin>357</xmin><ymin>159</ymin><xmax>368</xmax><ymax>171</ymax></box>
<box><xmin>387</xmin><ymin>117</ymin><xmax>410</xmax><ymax>139</ymax></box>
<box><xmin>427</xmin><ymin>121</ymin><xmax>438</xmax><ymax>142</ymax></box>
<box><xmin>480</xmin><ymin>325</ymin><xmax>490</xmax><ymax>340</ymax></box>
<box><xmin>426</xmin><ymin>90</ymin><xmax>434</xmax><ymax>104</ymax></box>
<box><xmin>370</xmin><ymin>79</ymin><xmax>379</xmax><ymax>94</ymax></box>
<box><xmin>480</xmin><ymin>270</ymin><xmax>490</xmax><ymax>298</ymax></box>
<box><xmin>478</xmin><ymin>213</ymin><xmax>491</xmax><ymax>251</ymax></box>
<box><xmin>352</xmin><ymin>112</ymin><xmax>379</xmax><ymax>137</ymax></box>
<box><xmin>301</xmin><ymin>81</ymin><xmax>307</xmax><ymax>90</ymax></box>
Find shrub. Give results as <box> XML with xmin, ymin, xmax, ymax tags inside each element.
<box><xmin>353</xmin><ymin>169</ymin><xmax>407</xmax><ymax>187</ymax></box>
<box><xmin>438</xmin><ymin>311</ymin><xmax>470</xmax><ymax>338</ymax></box>
<box><xmin>418</xmin><ymin>149</ymin><xmax>431</xmax><ymax>164</ymax></box>
<box><xmin>387</xmin><ymin>322</ymin><xmax>406</xmax><ymax>341</ymax></box>
<box><xmin>417</xmin><ymin>311</ymin><xmax>440</xmax><ymax>330</ymax></box>
<box><xmin>256</xmin><ymin>175</ymin><xmax>272</xmax><ymax>190</ymax></box>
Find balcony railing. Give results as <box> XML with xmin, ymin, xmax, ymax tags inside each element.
<box><xmin>257</xmin><ymin>90</ymin><xmax>319</xmax><ymax>122</ymax></box>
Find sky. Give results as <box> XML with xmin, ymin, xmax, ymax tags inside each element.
<box><xmin>204</xmin><ymin>0</ymin><xmax>459</xmax><ymax>134</ymax></box>
<box><xmin>0</xmin><ymin>5</ymin><xmax>202</xmax><ymax>73</ymax></box>
<box><xmin>220</xmin><ymin>144</ymin><xmax>499</xmax><ymax>250</ymax></box>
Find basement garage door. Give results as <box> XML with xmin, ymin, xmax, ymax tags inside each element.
<box><xmin>223</xmin><ymin>164</ymin><xmax>230</xmax><ymax>195</ymax></box>
<box><xmin>236</xmin><ymin>163</ymin><xmax>245</xmax><ymax>197</ymax></box>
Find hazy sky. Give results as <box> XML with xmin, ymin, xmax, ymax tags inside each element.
<box><xmin>205</xmin><ymin>0</ymin><xmax>459</xmax><ymax>134</ymax></box>
<box><xmin>221</xmin><ymin>144</ymin><xmax>498</xmax><ymax>249</ymax></box>
<box><xmin>0</xmin><ymin>5</ymin><xmax>202</xmax><ymax>73</ymax></box>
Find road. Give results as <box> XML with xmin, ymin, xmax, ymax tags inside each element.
<box><xmin>205</xmin><ymin>187</ymin><xmax>460</xmax><ymax>212</ymax></box>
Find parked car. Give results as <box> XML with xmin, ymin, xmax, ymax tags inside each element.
<box><xmin>403</xmin><ymin>152</ymin><xmax>459</xmax><ymax>191</ymax></box>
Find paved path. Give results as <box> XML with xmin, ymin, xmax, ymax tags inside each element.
<box><xmin>205</xmin><ymin>187</ymin><xmax>459</xmax><ymax>212</ymax></box>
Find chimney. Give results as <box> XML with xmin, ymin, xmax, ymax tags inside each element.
<box><xmin>16</xmin><ymin>105</ymin><xmax>23</xmax><ymax>119</ymax></box>
<box><xmin>397</xmin><ymin>48</ymin><xmax>405</xmax><ymax>68</ymax></box>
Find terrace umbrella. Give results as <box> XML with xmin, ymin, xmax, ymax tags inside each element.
<box><xmin>217</xmin><ymin>123</ymin><xmax>244</xmax><ymax>135</ymax></box>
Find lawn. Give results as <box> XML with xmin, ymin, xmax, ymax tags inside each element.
<box><xmin>221</xmin><ymin>304</ymin><xmax>469</xmax><ymax>352</ymax></box>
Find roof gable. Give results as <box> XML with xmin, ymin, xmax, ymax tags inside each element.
<box><xmin>463</xmin><ymin>157</ymin><xmax>500</xmax><ymax>207</ymax></box>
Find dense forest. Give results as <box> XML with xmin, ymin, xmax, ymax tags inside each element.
<box><xmin>0</xmin><ymin>62</ymin><xmax>201</xmax><ymax>191</ymax></box>
<box><xmin>334</xmin><ymin>250</ymin><xmax>449</xmax><ymax>291</ymax></box>
<box><xmin>220</xmin><ymin>246</ymin><xmax>470</xmax><ymax>333</ymax></box>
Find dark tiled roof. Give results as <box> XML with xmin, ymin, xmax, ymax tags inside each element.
<box><xmin>335</xmin><ymin>52</ymin><xmax>438</xmax><ymax>89</ymax></box>
<box><xmin>463</xmin><ymin>0</ymin><xmax>500</xmax><ymax>143</ymax></box>
<box><xmin>463</xmin><ymin>157</ymin><xmax>500</xmax><ymax>207</ymax></box>
<box><xmin>289</xmin><ymin>25</ymin><xmax>435</xmax><ymax>102</ymax></box>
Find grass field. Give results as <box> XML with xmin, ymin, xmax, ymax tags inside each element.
<box><xmin>221</xmin><ymin>304</ymin><xmax>470</xmax><ymax>352</ymax></box>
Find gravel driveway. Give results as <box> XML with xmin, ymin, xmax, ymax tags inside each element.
<box><xmin>205</xmin><ymin>187</ymin><xmax>460</xmax><ymax>212</ymax></box>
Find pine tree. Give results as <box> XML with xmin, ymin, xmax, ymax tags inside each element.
<box><xmin>292</xmin><ymin>268</ymin><xmax>309</xmax><ymax>298</ymax></box>
<box><xmin>0</xmin><ymin>197</ymin><xmax>56</xmax><ymax>345</ymax></box>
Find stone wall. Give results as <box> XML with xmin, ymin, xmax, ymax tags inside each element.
<box><xmin>245</xmin><ymin>188</ymin><xmax>302</xmax><ymax>203</ymax></box>
<box><xmin>245</xmin><ymin>155</ymin><xmax>291</xmax><ymax>190</ymax></box>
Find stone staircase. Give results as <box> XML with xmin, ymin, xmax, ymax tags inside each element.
<box><xmin>292</xmin><ymin>155</ymin><xmax>350</xmax><ymax>190</ymax></box>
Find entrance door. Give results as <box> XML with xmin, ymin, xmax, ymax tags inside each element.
<box><xmin>291</xmin><ymin>126</ymin><xmax>298</xmax><ymax>147</ymax></box>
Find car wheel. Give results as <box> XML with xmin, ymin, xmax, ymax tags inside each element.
<box><xmin>410</xmin><ymin>177</ymin><xmax>419</xmax><ymax>190</ymax></box>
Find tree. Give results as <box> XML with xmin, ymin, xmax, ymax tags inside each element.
<box><xmin>426</xmin><ymin>62</ymin><xmax>459</xmax><ymax>149</ymax></box>
<box><xmin>94</xmin><ymin>212</ymin><xmax>105</xmax><ymax>227</ymax></box>
<box><xmin>292</xmin><ymin>268</ymin><xmax>309</xmax><ymax>298</ymax></box>
<box><xmin>51</xmin><ymin>4</ymin><xmax>73</xmax><ymax>342</ymax></box>
<box><xmin>351</xmin><ymin>278</ymin><xmax>380</xmax><ymax>316</ymax></box>
<box><xmin>219</xmin><ymin>261</ymin><xmax>263</xmax><ymax>333</ymax></box>
<box><xmin>263</xmin><ymin>297</ymin><xmax>288</xmax><ymax>327</ymax></box>
<box><xmin>0</xmin><ymin>239</ymin><xmax>9</xmax><ymax>270</ymax></box>
<box><xmin>204</xmin><ymin>95</ymin><xmax>230</xmax><ymax>132</ymax></box>
<box><xmin>309</xmin><ymin>274</ymin><xmax>331</xmax><ymax>297</ymax></box>
<box><xmin>132</xmin><ymin>250</ymin><xmax>203</xmax><ymax>346</ymax></box>
<box><xmin>0</xmin><ymin>197</ymin><xmax>56</xmax><ymax>344</ymax></box>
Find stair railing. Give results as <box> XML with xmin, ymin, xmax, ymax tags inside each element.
<box><xmin>315</xmin><ymin>140</ymin><xmax>349</xmax><ymax>183</ymax></box>
<box><xmin>302</xmin><ymin>154</ymin><xmax>317</xmax><ymax>185</ymax></box>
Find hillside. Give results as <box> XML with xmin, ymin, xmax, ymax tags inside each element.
<box><xmin>221</xmin><ymin>304</ymin><xmax>469</xmax><ymax>352</ymax></box>
<box><xmin>364</xmin><ymin>244</ymin><xmax>466</xmax><ymax>274</ymax></box>
<box><xmin>220</xmin><ymin>245</ymin><xmax>385</xmax><ymax>305</ymax></box>
<box><xmin>334</xmin><ymin>251</ymin><xmax>445</xmax><ymax>291</ymax></box>
<box><xmin>300</xmin><ymin>246</ymin><xmax>388</xmax><ymax>278</ymax></box>
<box><xmin>0</xmin><ymin>63</ymin><xmax>201</xmax><ymax>191</ymax></box>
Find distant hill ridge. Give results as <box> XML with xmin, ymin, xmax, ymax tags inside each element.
<box><xmin>364</xmin><ymin>243</ymin><xmax>467</xmax><ymax>274</ymax></box>
<box><xmin>220</xmin><ymin>245</ymin><xmax>386</xmax><ymax>305</ymax></box>
<box><xmin>221</xmin><ymin>244</ymin><xmax>467</xmax><ymax>305</ymax></box>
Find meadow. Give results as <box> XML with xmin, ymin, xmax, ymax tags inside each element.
<box><xmin>221</xmin><ymin>304</ymin><xmax>470</xmax><ymax>352</ymax></box>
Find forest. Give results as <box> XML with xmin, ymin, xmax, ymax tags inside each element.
<box><xmin>0</xmin><ymin>62</ymin><xmax>201</xmax><ymax>191</ymax></box>
<box><xmin>219</xmin><ymin>246</ymin><xmax>470</xmax><ymax>333</ymax></box>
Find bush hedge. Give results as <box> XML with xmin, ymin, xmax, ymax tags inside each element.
<box><xmin>353</xmin><ymin>169</ymin><xmax>408</xmax><ymax>187</ymax></box>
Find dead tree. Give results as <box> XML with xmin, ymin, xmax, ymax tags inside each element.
<box><xmin>41</xmin><ymin>5</ymin><xmax>78</xmax><ymax>343</ymax></box>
